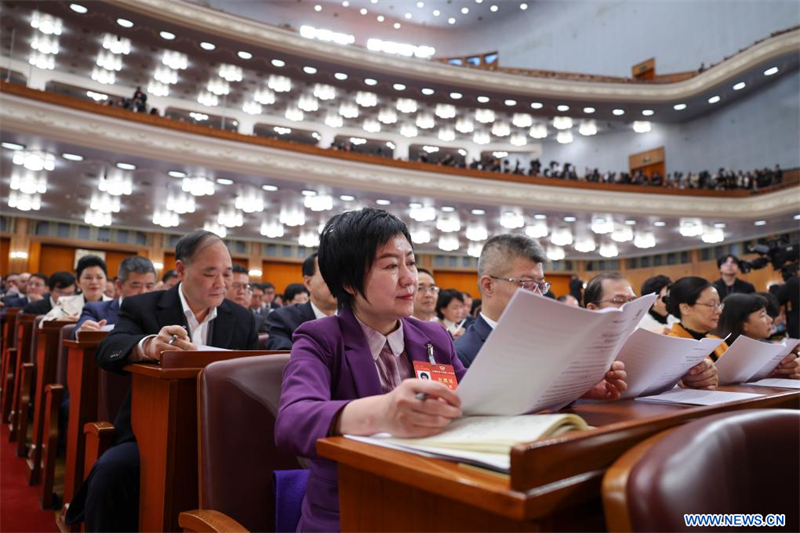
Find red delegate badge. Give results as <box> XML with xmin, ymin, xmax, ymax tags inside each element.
<box><xmin>413</xmin><ymin>361</ymin><xmax>458</xmax><ymax>390</ymax></box>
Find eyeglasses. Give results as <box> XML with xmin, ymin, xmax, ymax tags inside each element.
<box><xmin>417</xmin><ymin>285</ymin><xmax>440</xmax><ymax>294</ymax></box>
<box><xmin>695</xmin><ymin>301</ymin><xmax>724</xmax><ymax>311</ymax></box>
<box><xmin>598</xmin><ymin>295</ymin><xmax>638</xmax><ymax>305</ymax></box>
<box><xmin>231</xmin><ymin>282</ymin><xmax>252</xmax><ymax>292</ymax></box>
<box><xmin>490</xmin><ymin>276</ymin><xmax>550</xmax><ymax>294</ymax></box>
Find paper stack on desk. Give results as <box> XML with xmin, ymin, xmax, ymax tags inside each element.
<box><xmin>457</xmin><ymin>290</ymin><xmax>656</xmax><ymax>415</ymax></box>
<box><xmin>716</xmin><ymin>336</ymin><xmax>800</xmax><ymax>385</ymax></box>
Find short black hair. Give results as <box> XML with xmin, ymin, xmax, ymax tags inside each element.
<box><xmin>251</xmin><ymin>283</ymin><xmax>264</xmax><ymax>294</ymax></box>
<box><xmin>48</xmin><ymin>271</ymin><xmax>76</xmax><ymax>291</ymax></box>
<box><xmin>417</xmin><ymin>267</ymin><xmax>433</xmax><ymax>278</ymax></box>
<box><xmin>641</xmin><ymin>275</ymin><xmax>672</xmax><ymax>297</ymax></box>
<box><xmin>715</xmin><ymin>293</ymin><xmax>767</xmax><ymax>344</ymax></box>
<box><xmin>557</xmin><ymin>294</ymin><xmax>576</xmax><ymax>303</ymax></box>
<box><xmin>302</xmin><ymin>253</ymin><xmax>318</xmax><ymax>277</ymax></box>
<box><xmin>756</xmin><ymin>291</ymin><xmax>781</xmax><ymax>319</ymax></box>
<box><xmin>318</xmin><ymin>208</ymin><xmax>413</xmax><ymax>311</ymax></box>
<box><xmin>76</xmin><ymin>255</ymin><xmax>108</xmax><ymax>279</ymax></box>
<box><xmin>162</xmin><ymin>269</ymin><xmax>178</xmax><ymax>283</ymax></box>
<box><xmin>232</xmin><ymin>263</ymin><xmax>249</xmax><ymax>275</ymax></box>
<box><xmin>118</xmin><ymin>256</ymin><xmax>155</xmax><ymax>283</ymax></box>
<box><xmin>284</xmin><ymin>283</ymin><xmax>309</xmax><ymax>302</ymax></box>
<box><xmin>30</xmin><ymin>273</ymin><xmax>48</xmax><ymax>285</ymax></box>
<box><xmin>664</xmin><ymin>276</ymin><xmax>715</xmax><ymax>318</ymax></box>
<box><xmin>583</xmin><ymin>272</ymin><xmax>626</xmax><ymax>307</ymax></box>
<box><xmin>263</xmin><ymin>282</ymin><xmax>275</xmax><ymax>290</ymax></box>
<box><xmin>436</xmin><ymin>289</ymin><xmax>464</xmax><ymax>319</ymax></box>
<box><xmin>175</xmin><ymin>230</ymin><xmax>226</xmax><ymax>264</ymax></box>
<box><xmin>717</xmin><ymin>254</ymin><xmax>740</xmax><ymax>269</ymax></box>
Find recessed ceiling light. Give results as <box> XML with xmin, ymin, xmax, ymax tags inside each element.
<box><xmin>393</xmin><ymin>22</ymin><xmax>401</xmax><ymax>29</ymax></box>
<box><xmin>342</xmin><ymin>0</ymin><xmax>349</xmax><ymax>5</ymax></box>
<box><xmin>409</xmin><ymin>202</ymin><xmax>422</xmax><ymax>208</ymax></box>
<box><xmin>624</xmin><ymin>219</ymin><xmax>636</xmax><ymax>225</ymax></box>
<box><xmin>421</xmin><ymin>88</ymin><xmax>434</xmax><ymax>95</ymax></box>
<box><xmin>376</xmin><ymin>199</ymin><xmax>391</xmax><ymax>206</ymax></box>
<box><xmin>461</xmin><ymin>7</ymin><xmax>469</xmax><ymax>14</ymax></box>
<box><xmin>116</xmin><ymin>18</ymin><xmax>134</xmax><ymax>28</ymax></box>
<box><xmin>583</xmin><ymin>107</ymin><xmax>595</xmax><ymax>114</ymax></box>
<box><xmin>200</xmin><ymin>41</ymin><xmax>216</xmax><ymax>51</ymax></box>
<box><xmin>116</xmin><ymin>162</ymin><xmax>135</xmax><ymax>170</ymax></box>
<box><xmin>340</xmin><ymin>194</ymin><xmax>355</xmax><ymax>201</ymax></box>
<box><xmin>564</xmin><ymin>216</ymin><xmax>577</xmax><ymax>222</ymax></box>
<box><xmin>168</xmin><ymin>170</ymin><xmax>186</xmax><ymax>178</ymax></box>
<box><xmin>416</xmin><ymin>1</ymin><xmax>424</xmax><ymax>7</ymax></box>
<box><xmin>475</xmin><ymin>0</ymin><xmax>483</xmax><ymax>3</ymax></box>
<box><xmin>530</xmin><ymin>102</ymin><xmax>543</xmax><ymax>109</ymax></box>
<box><xmin>490</xmin><ymin>5</ymin><xmax>499</xmax><ymax>12</ymax></box>
<box><xmin>301</xmin><ymin>190</ymin><xmax>317</xmax><ymax>196</ymax></box>
<box><xmin>534</xmin><ymin>214</ymin><xmax>547</xmax><ymax>220</ymax></box>
<box><xmin>404</xmin><ymin>12</ymin><xmax>412</xmax><ymax>19</ymax></box>
<box><xmin>450</xmin><ymin>92</ymin><xmax>463</xmax><ymax>99</ymax></box>
<box><xmin>262</xmin><ymin>184</ymin><xmax>279</xmax><ymax>192</ymax></box>
<box><xmin>794</xmin><ymin>214</ymin><xmax>800</xmax><ymax>221</ymax></box>
<box><xmin>764</xmin><ymin>66</ymin><xmax>779</xmax><ymax>76</ymax></box>
<box><xmin>216</xmin><ymin>178</ymin><xmax>234</xmax><ymax>185</ymax></box>
<box><xmin>612</xmin><ymin>108</ymin><xmax>625</xmax><ymax>116</ymax></box>
<box><xmin>754</xmin><ymin>220</ymin><xmax>767</xmax><ymax>226</ymax></box>
<box><xmin>334</xmin><ymin>72</ymin><xmax>348</xmax><ymax>80</ymax></box>
<box><xmin>642</xmin><ymin>109</ymin><xmax>654</xmax><ymax>116</ymax></box>
<box><xmin>314</xmin><ymin>4</ymin><xmax>322</xmax><ymax>11</ymax></box>
<box><xmin>448</xmin><ymin>17</ymin><xmax>456</xmax><ymax>24</ymax></box>
<box><xmin>504</xmin><ymin>99</ymin><xmax>517</xmax><ymax>106</ymax></box>
<box><xmin>159</xmin><ymin>31</ymin><xmax>175</xmax><ymax>40</ymax></box>
<box><xmin>477</xmin><ymin>96</ymin><xmax>490</xmax><ymax>103</ymax></box>
<box><xmin>441</xmin><ymin>206</ymin><xmax>456</xmax><ymax>212</ymax></box>
<box><xmin>708</xmin><ymin>95</ymin><xmax>721</xmax><ymax>104</ymax></box>
<box><xmin>69</xmin><ymin>4</ymin><xmax>88</xmax><ymax>14</ymax></box>
<box><xmin>238</xmin><ymin>51</ymin><xmax>253</xmax><ymax>60</ymax></box>
<box><xmin>377</xmin><ymin>15</ymin><xmax>384</xmax><ymax>22</ymax></box>
<box><xmin>303</xmin><ymin>66</ymin><xmax>318</xmax><ymax>74</ymax></box>
<box><xmin>653</xmin><ymin>221</ymin><xmax>666</xmax><ymax>227</ymax></box>
<box><xmin>673</xmin><ymin>103</ymin><xmax>687</xmax><ymax>111</ymax></box>
<box><xmin>733</xmin><ymin>82</ymin><xmax>746</xmax><ymax>91</ymax></box>
<box><xmin>557</xmin><ymin>104</ymin><xmax>569</xmax><ymax>112</ymax></box>
<box><xmin>520</xmin><ymin>2</ymin><xmax>528</xmax><ymax>9</ymax></box>
<box><xmin>393</xmin><ymin>83</ymin><xmax>406</xmax><ymax>91</ymax></box>
<box><xmin>432</xmin><ymin>9</ymin><xmax>440</xmax><ymax>16</ymax></box>
<box><xmin>1</xmin><ymin>142</ymin><xmax>24</xmax><ymax>150</ymax></box>
<box><xmin>360</xmin><ymin>8</ymin><xmax>368</xmax><ymax>15</ymax></box>
<box><xmin>714</xmin><ymin>223</ymin><xmax>726</xmax><ymax>228</ymax></box>
<box><xmin>364</xmin><ymin>78</ymin><xmax>378</xmax><ymax>86</ymax></box>
<box><xmin>471</xmin><ymin>209</ymin><xmax>486</xmax><ymax>215</ymax></box>
<box><xmin>370</xmin><ymin>0</ymin><xmax>377</xmax><ymax>3</ymax></box>
<box><xmin>62</xmin><ymin>153</ymin><xmax>84</xmax><ymax>161</ymax></box>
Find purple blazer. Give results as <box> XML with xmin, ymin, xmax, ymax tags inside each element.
<box><xmin>275</xmin><ymin>307</ymin><xmax>467</xmax><ymax>532</ymax></box>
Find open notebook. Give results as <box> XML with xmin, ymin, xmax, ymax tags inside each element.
<box><xmin>346</xmin><ymin>414</ymin><xmax>589</xmax><ymax>473</ymax></box>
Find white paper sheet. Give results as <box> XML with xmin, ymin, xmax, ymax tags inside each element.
<box><xmin>716</xmin><ymin>336</ymin><xmax>799</xmax><ymax>385</ymax></box>
<box><xmin>634</xmin><ymin>388</ymin><xmax>763</xmax><ymax>406</ymax></box>
<box><xmin>616</xmin><ymin>328</ymin><xmax>724</xmax><ymax>399</ymax></box>
<box><xmin>100</xmin><ymin>324</ymin><xmax>115</xmax><ymax>332</ymax></box>
<box><xmin>457</xmin><ymin>291</ymin><xmax>656</xmax><ymax>415</ymax></box>
<box><xmin>194</xmin><ymin>344</ymin><xmax>230</xmax><ymax>352</ymax></box>
<box><xmin>748</xmin><ymin>339</ymin><xmax>800</xmax><ymax>382</ymax></box>
<box><xmin>744</xmin><ymin>378</ymin><xmax>800</xmax><ymax>390</ymax></box>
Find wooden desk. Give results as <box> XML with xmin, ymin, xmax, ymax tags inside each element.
<box><xmin>127</xmin><ymin>350</ymin><xmax>284</xmax><ymax>533</ymax></box>
<box><xmin>59</xmin><ymin>331</ymin><xmax>108</xmax><ymax>530</ymax></box>
<box><xmin>8</xmin><ymin>314</ymin><xmax>37</xmax><ymax>443</ymax></box>
<box><xmin>0</xmin><ymin>308</ymin><xmax>22</xmax><ymax>423</ymax></box>
<box><xmin>28</xmin><ymin>320</ymin><xmax>72</xmax><ymax>484</ymax></box>
<box><xmin>318</xmin><ymin>386</ymin><xmax>800</xmax><ymax>532</ymax></box>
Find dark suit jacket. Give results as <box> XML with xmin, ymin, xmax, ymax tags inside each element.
<box><xmin>713</xmin><ymin>277</ymin><xmax>755</xmax><ymax>299</ymax></box>
<box><xmin>265</xmin><ymin>302</ymin><xmax>316</xmax><ymax>350</ymax></box>
<box><xmin>72</xmin><ymin>299</ymin><xmax>121</xmax><ymax>339</ymax></box>
<box><xmin>23</xmin><ymin>296</ymin><xmax>53</xmax><ymax>315</ymax></box>
<box><xmin>454</xmin><ymin>314</ymin><xmax>493</xmax><ymax>368</ymax></box>
<box><xmin>3</xmin><ymin>295</ymin><xmax>29</xmax><ymax>308</ymax></box>
<box><xmin>95</xmin><ymin>285</ymin><xmax>258</xmax><ymax>443</ymax></box>
<box><xmin>252</xmin><ymin>310</ymin><xmax>268</xmax><ymax>333</ymax></box>
<box><xmin>275</xmin><ymin>309</ymin><xmax>466</xmax><ymax>532</ymax></box>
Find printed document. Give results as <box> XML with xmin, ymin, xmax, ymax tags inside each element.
<box><xmin>635</xmin><ymin>388</ymin><xmax>763</xmax><ymax>406</ymax></box>
<box><xmin>716</xmin><ymin>336</ymin><xmax>800</xmax><ymax>385</ymax></box>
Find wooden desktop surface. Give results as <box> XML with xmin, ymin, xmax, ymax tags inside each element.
<box><xmin>318</xmin><ymin>386</ymin><xmax>799</xmax><ymax>531</ymax></box>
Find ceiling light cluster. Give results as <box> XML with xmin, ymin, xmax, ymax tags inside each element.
<box><xmin>299</xmin><ymin>25</ymin><xmax>355</xmax><ymax>45</ymax></box>
<box><xmin>366</xmin><ymin>38</ymin><xmax>435</xmax><ymax>59</ymax></box>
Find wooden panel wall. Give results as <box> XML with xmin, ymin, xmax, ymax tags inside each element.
<box><xmin>432</xmin><ymin>271</ymin><xmax>479</xmax><ymax>297</ymax></box>
<box><xmin>38</xmin><ymin>244</ymin><xmax>77</xmax><ymax>275</ymax></box>
<box><xmin>546</xmin><ymin>274</ymin><xmax>573</xmax><ymax>298</ymax></box>
<box><xmin>261</xmin><ymin>261</ymin><xmax>304</xmax><ymax>295</ymax></box>
<box><xmin>163</xmin><ymin>253</ymin><xmax>176</xmax><ymax>273</ymax></box>
<box><xmin>0</xmin><ymin>237</ymin><xmax>9</xmax><ymax>276</ymax></box>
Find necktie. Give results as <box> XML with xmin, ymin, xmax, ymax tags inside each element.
<box><xmin>376</xmin><ymin>340</ymin><xmax>401</xmax><ymax>393</ymax></box>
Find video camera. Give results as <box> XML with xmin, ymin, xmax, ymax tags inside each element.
<box><xmin>740</xmin><ymin>236</ymin><xmax>799</xmax><ymax>277</ymax></box>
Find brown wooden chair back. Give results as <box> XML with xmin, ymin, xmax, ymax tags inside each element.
<box><xmin>55</xmin><ymin>324</ymin><xmax>77</xmax><ymax>385</ymax></box>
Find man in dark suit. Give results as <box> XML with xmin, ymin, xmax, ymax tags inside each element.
<box><xmin>22</xmin><ymin>271</ymin><xmax>76</xmax><ymax>315</ymax></box>
<box><xmin>227</xmin><ymin>264</ymin><xmax>267</xmax><ymax>333</ymax></box>
<box><xmin>713</xmin><ymin>254</ymin><xmax>756</xmax><ymax>298</ymax></box>
<box><xmin>65</xmin><ymin>231</ymin><xmax>258</xmax><ymax>532</ymax></box>
<box><xmin>265</xmin><ymin>252</ymin><xmax>337</xmax><ymax>350</ymax></box>
<box><xmin>74</xmin><ymin>256</ymin><xmax>157</xmax><ymax>337</ymax></box>
<box><xmin>3</xmin><ymin>273</ymin><xmax>47</xmax><ymax>308</ymax></box>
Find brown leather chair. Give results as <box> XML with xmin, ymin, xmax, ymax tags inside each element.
<box><xmin>603</xmin><ymin>409</ymin><xmax>800</xmax><ymax>532</ymax></box>
<box><xmin>180</xmin><ymin>353</ymin><xmax>302</xmax><ymax>533</ymax></box>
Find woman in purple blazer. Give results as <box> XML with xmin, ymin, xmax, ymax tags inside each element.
<box><xmin>275</xmin><ymin>208</ymin><xmax>466</xmax><ymax>532</ymax></box>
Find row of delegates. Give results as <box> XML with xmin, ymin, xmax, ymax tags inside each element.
<box><xmin>2</xmin><ymin>273</ymin><xmax>48</xmax><ymax>308</ymax></box>
<box><xmin>453</xmin><ymin>234</ymin><xmax>627</xmax><ymax>398</ymax></box>
<box><xmin>265</xmin><ymin>252</ymin><xmax>338</xmax><ymax>350</ymax></box>
<box><xmin>22</xmin><ymin>271</ymin><xmax>78</xmax><ymax>315</ymax></box>
<box><xmin>435</xmin><ymin>288</ymin><xmax>474</xmax><ymax>338</ymax></box>
<box><xmin>39</xmin><ymin>255</ymin><xmax>112</xmax><ymax>323</ymax></box>
<box><xmin>66</xmin><ymin>231</ymin><xmax>258</xmax><ymax>532</ymax></box>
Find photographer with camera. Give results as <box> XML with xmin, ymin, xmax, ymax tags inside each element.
<box><xmin>713</xmin><ymin>254</ymin><xmax>756</xmax><ymax>299</ymax></box>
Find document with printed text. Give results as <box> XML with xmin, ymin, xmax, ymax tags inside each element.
<box><xmin>635</xmin><ymin>388</ymin><xmax>763</xmax><ymax>406</ymax></box>
<box><xmin>716</xmin><ymin>336</ymin><xmax>800</xmax><ymax>385</ymax></box>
